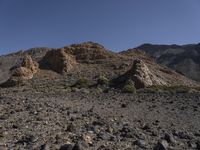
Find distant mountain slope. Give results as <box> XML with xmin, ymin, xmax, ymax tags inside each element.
<box><xmin>137</xmin><ymin>43</ymin><xmax>200</xmax><ymax>81</ymax></box>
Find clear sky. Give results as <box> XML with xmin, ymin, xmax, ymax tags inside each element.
<box><xmin>0</xmin><ymin>0</ymin><xmax>200</xmax><ymax>55</ymax></box>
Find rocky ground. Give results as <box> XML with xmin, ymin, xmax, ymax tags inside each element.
<box><xmin>1</xmin><ymin>42</ymin><xmax>200</xmax><ymax>150</ymax></box>
<box><xmin>0</xmin><ymin>83</ymin><xmax>200</xmax><ymax>150</ymax></box>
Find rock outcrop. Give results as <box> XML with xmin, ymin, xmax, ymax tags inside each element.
<box><xmin>41</xmin><ymin>48</ymin><xmax>77</xmax><ymax>74</ymax></box>
<box><xmin>117</xmin><ymin>59</ymin><xmax>167</xmax><ymax>89</ymax></box>
<box><xmin>64</xmin><ymin>42</ymin><xmax>115</xmax><ymax>61</ymax></box>
<box><xmin>0</xmin><ymin>55</ymin><xmax>38</xmax><ymax>87</ymax></box>
<box><xmin>21</xmin><ymin>55</ymin><xmax>38</xmax><ymax>73</ymax></box>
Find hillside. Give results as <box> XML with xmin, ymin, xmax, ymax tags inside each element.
<box><xmin>137</xmin><ymin>43</ymin><xmax>200</xmax><ymax>81</ymax></box>
<box><xmin>1</xmin><ymin>42</ymin><xmax>200</xmax><ymax>149</ymax></box>
<box><xmin>0</xmin><ymin>42</ymin><xmax>198</xmax><ymax>88</ymax></box>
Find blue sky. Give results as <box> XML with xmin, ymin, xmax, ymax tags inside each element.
<box><xmin>0</xmin><ymin>0</ymin><xmax>200</xmax><ymax>55</ymax></box>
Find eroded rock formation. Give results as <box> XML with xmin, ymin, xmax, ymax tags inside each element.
<box><xmin>42</xmin><ymin>48</ymin><xmax>77</xmax><ymax>74</ymax></box>
<box><xmin>118</xmin><ymin>59</ymin><xmax>167</xmax><ymax>89</ymax></box>
<box><xmin>0</xmin><ymin>55</ymin><xmax>38</xmax><ymax>87</ymax></box>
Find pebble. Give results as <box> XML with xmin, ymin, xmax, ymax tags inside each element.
<box><xmin>59</xmin><ymin>144</ymin><xmax>73</xmax><ymax>150</ymax></box>
<box><xmin>164</xmin><ymin>133</ymin><xmax>176</xmax><ymax>144</ymax></box>
<box><xmin>154</xmin><ymin>140</ymin><xmax>169</xmax><ymax>150</ymax></box>
<box><xmin>133</xmin><ymin>139</ymin><xmax>149</xmax><ymax>149</ymax></box>
<box><xmin>72</xmin><ymin>141</ymin><xmax>88</xmax><ymax>150</ymax></box>
<box><xmin>40</xmin><ymin>144</ymin><xmax>50</xmax><ymax>150</ymax></box>
<box><xmin>188</xmin><ymin>141</ymin><xmax>197</xmax><ymax>149</ymax></box>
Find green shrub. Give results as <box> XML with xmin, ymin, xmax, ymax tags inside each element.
<box><xmin>122</xmin><ymin>84</ymin><xmax>136</xmax><ymax>94</ymax></box>
<box><xmin>123</xmin><ymin>84</ymin><xmax>136</xmax><ymax>94</ymax></box>
<box><xmin>147</xmin><ymin>85</ymin><xmax>165</xmax><ymax>93</ymax></box>
<box><xmin>72</xmin><ymin>77</ymin><xmax>89</xmax><ymax>88</ymax></box>
<box><xmin>97</xmin><ymin>76</ymin><xmax>109</xmax><ymax>85</ymax></box>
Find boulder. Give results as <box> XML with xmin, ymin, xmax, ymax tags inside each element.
<box><xmin>0</xmin><ymin>55</ymin><xmax>38</xmax><ymax>87</ymax></box>
<box><xmin>21</xmin><ymin>55</ymin><xmax>38</xmax><ymax>74</ymax></box>
<box><xmin>42</xmin><ymin>49</ymin><xmax>76</xmax><ymax>74</ymax></box>
<box><xmin>116</xmin><ymin>59</ymin><xmax>167</xmax><ymax>89</ymax></box>
<box><xmin>126</xmin><ymin>59</ymin><xmax>153</xmax><ymax>88</ymax></box>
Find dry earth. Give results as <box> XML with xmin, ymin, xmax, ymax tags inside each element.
<box><xmin>0</xmin><ymin>80</ymin><xmax>200</xmax><ymax>150</ymax></box>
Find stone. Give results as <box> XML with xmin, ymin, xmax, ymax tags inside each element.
<box><xmin>118</xmin><ymin>59</ymin><xmax>167</xmax><ymax>89</ymax></box>
<box><xmin>133</xmin><ymin>140</ymin><xmax>149</xmax><ymax>149</ymax></box>
<box><xmin>59</xmin><ymin>144</ymin><xmax>73</xmax><ymax>150</ymax></box>
<box><xmin>0</xmin><ymin>55</ymin><xmax>38</xmax><ymax>87</ymax></box>
<box><xmin>98</xmin><ymin>132</ymin><xmax>111</xmax><ymax>140</ymax></box>
<box><xmin>72</xmin><ymin>141</ymin><xmax>88</xmax><ymax>150</ymax></box>
<box><xmin>42</xmin><ymin>48</ymin><xmax>76</xmax><ymax>74</ymax></box>
<box><xmin>154</xmin><ymin>140</ymin><xmax>169</xmax><ymax>150</ymax></box>
<box><xmin>67</xmin><ymin>123</ymin><xmax>78</xmax><ymax>133</ymax></box>
<box><xmin>188</xmin><ymin>141</ymin><xmax>197</xmax><ymax>149</ymax></box>
<box><xmin>196</xmin><ymin>140</ymin><xmax>200</xmax><ymax>149</ymax></box>
<box><xmin>121</xmin><ymin>103</ymin><xmax>127</xmax><ymax>108</ymax></box>
<box><xmin>40</xmin><ymin>144</ymin><xmax>50</xmax><ymax>150</ymax></box>
<box><xmin>0</xmin><ymin>145</ymin><xmax>8</xmax><ymax>150</ymax></box>
<box><xmin>164</xmin><ymin>133</ymin><xmax>176</xmax><ymax>144</ymax></box>
<box><xmin>83</xmin><ymin>135</ymin><xmax>93</xmax><ymax>145</ymax></box>
<box><xmin>21</xmin><ymin>55</ymin><xmax>38</xmax><ymax>74</ymax></box>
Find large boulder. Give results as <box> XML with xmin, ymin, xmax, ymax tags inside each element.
<box><xmin>42</xmin><ymin>48</ymin><xmax>76</xmax><ymax>74</ymax></box>
<box><xmin>116</xmin><ymin>59</ymin><xmax>167</xmax><ymax>89</ymax></box>
<box><xmin>21</xmin><ymin>55</ymin><xmax>38</xmax><ymax>74</ymax></box>
<box><xmin>127</xmin><ymin>59</ymin><xmax>153</xmax><ymax>88</ymax></box>
<box><xmin>0</xmin><ymin>55</ymin><xmax>38</xmax><ymax>87</ymax></box>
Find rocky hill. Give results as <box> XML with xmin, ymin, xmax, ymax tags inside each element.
<box><xmin>0</xmin><ymin>42</ymin><xmax>198</xmax><ymax>88</ymax></box>
<box><xmin>136</xmin><ymin>43</ymin><xmax>200</xmax><ymax>81</ymax></box>
<box><xmin>1</xmin><ymin>42</ymin><xmax>200</xmax><ymax>150</ymax></box>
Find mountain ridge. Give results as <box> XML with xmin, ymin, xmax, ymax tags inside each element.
<box><xmin>136</xmin><ymin>43</ymin><xmax>200</xmax><ymax>81</ymax></box>
<box><xmin>0</xmin><ymin>42</ymin><xmax>199</xmax><ymax>88</ymax></box>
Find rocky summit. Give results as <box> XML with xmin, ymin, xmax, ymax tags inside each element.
<box><xmin>0</xmin><ymin>42</ymin><xmax>200</xmax><ymax>150</ymax></box>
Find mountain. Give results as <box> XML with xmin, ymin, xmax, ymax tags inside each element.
<box><xmin>136</xmin><ymin>43</ymin><xmax>200</xmax><ymax>81</ymax></box>
<box><xmin>0</xmin><ymin>42</ymin><xmax>198</xmax><ymax>88</ymax></box>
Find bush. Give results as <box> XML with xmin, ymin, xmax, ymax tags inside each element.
<box><xmin>123</xmin><ymin>84</ymin><xmax>136</xmax><ymax>93</ymax></box>
<box><xmin>122</xmin><ymin>84</ymin><xmax>136</xmax><ymax>94</ymax></box>
<box><xmin>72</xmin><ymin>77</ymin><xmax>89</xmax><ymax>88</ymax></box>
<box><xmin>97</xmin><ymin>76</ymin><xmax>109</xmax><ymax>85</ymax></box>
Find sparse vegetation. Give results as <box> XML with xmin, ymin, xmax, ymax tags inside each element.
<box><xmin>147</xmin><ymin>85</ymin><xmax>193</xmax><ymax>94</ymax></box>
<box><xmin>97</xmin><ymin>75</ymin><xmax>109</xmax><ymax>85</ymax></box>
<box><xmin>122</xmin><ymin>80</ymin><xmax>136</xmax><ymax>94</ymax></box>
<box><xmin>72</xmin><ymin>77</ymin><xmax>90</xmax><ymax>88</ymax></box>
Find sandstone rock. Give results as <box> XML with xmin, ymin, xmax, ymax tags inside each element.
<box><xmin>0</xmin><ymin>55</ymin><xmax>38</xmax><ymax>87</ymax></box>
<box><xmin>118</xmin><ymin>59</ymin><xmax>167</xmax><ymax>89</ymax></box>
<box><xmin>42</xmin><ymin>48</ymin><xmax>76</xmax><ymax>74</ymax></box>
<box><xmin>21</xmin><ymin>55</ymin><xmax>38</xmax><ymax>74</ymax></box>
<box><xmin>66</xmin><ymin>42</ymin><xmax>114</xmax><ymax>61</ymax></box>
<box><xmin>12</xmin><ymin>67</ymin><xmax>34</xmax><ymax>80</ymax></box>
